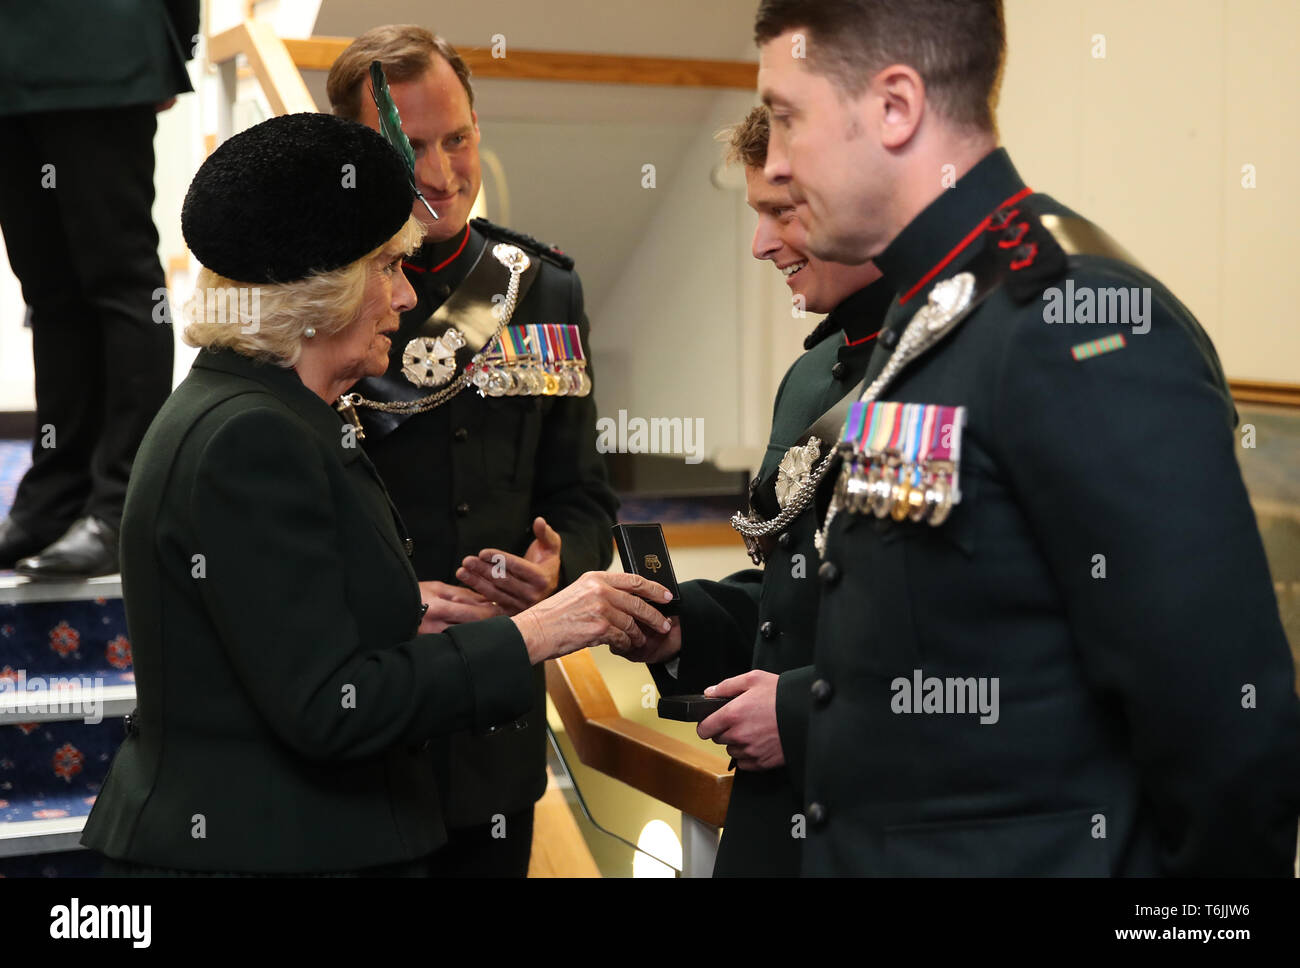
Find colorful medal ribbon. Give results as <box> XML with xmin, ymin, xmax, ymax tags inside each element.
<box><xmin>835</xmin><ymin>401</ymin><xmax>965</xmax><ymax>525</ymax></box>
<box><xmin>471</xmin><ymin>323</ymin><xmax>591</xmax><ymax>397</ymax></box>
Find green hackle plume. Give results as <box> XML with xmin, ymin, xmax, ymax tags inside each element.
<box><xmin>368</xmin><ymin>60</ymin><xmax>438</xmax><ymax>220</ymax></box>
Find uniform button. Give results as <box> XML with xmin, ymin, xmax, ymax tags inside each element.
<box><xmin>811</xmin><ymin>678</ymin><xmax>833</xmax><ymax>705</ymax></box>
<box><xmin>807</xmin><ymin>802</ymin><xmax>827</xmax><ymax>826</ymax></box>
<box><xmin>880</xmin><ymin>328</ymin><xmax>899</xmax><ymax>349</ymax></box>
<box><xmin>818</xmin><ymin>561</ymin><xmax>840</xmax><ymax>586</ymax></box>
<box><xmin>777</xmin><ymin>531</ymin><xmax>792</xmax><ymax>549</ymax></box>
<box><xmin>831</xmin><ymin>361</ymin><xmax>848</xmax><ymax>380</ymax></box>
<box><xmin>435</xmin><ymin>283</ymin><xmax>452</xmax><ymax>299</ymax></box>
<box><xmin>403</xmin><ymin>538</ymin><xmax>415</xmax><ymax>557</ymax></box>
<box><xmin>760</xmin><ymin>620</ymin><xmax>776</xmax><ymax>640</ymax></box>
<box><xmin>453</xmin><ymin>427</ymin><xmax>469</xmax><ymax>442</ymax></box>
<box><xmin>456</xmin><ymin>502</ymin><xmax>470</xmax><ymax>517</ymax></box>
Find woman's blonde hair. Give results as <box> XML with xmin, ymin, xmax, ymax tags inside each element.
<box><xmin>182</xmin><ymin>215</ymin><xmax>425</xmax><ymax>367</ymax></box>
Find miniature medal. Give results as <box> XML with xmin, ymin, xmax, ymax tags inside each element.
<box><xmin>835</xmin><ymin>400</ymin><xmax>966</xmax><ymax>525</ymax></box>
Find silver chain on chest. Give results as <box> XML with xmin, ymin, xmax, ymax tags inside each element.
<box><xmin>337</xmin><ymin>244</ymin><xmax>529</xmax><ymax>417</ymax></box>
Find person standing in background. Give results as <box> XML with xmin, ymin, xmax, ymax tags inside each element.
<box><xmin>0</xmin><ymin>0</ymin><xmax>198</xmax><ymax>579</ymax></box>
<box><xmin>613</xmin><ymin>107</ymin><xmax>890</xmax><ymax>876</ymax></box>
<box><xmin>754</xmin><ymin>0</ymin><xmax>1300</xmax><ymax>875</ymax></box>
<box><xmin>327</xmin><ymin>25</ymin><xmax>619</xmax><ymax>876</ymax></box>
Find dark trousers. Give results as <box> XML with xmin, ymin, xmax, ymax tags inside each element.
<box><xmin>427</xmin><ymin>806</ymin><xmax>535</xmax><ymax>877</ymax></box>
<box><xmin>0</xmin><ymin>105</ymin><xmax>174</xmax><ymax>534</ymax></box>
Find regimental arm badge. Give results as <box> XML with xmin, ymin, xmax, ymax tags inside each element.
<box><xmin>402</xmin><ymin>328</ymin><xmax>467</xmax><ymax>388</ymax></box>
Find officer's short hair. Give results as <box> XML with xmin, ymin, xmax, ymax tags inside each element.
<box><xmin>182</xmin><ymin>216</ymin><xmax>424</xmax><ymax>368</ymax></box>
<box><xmin>719</xmin><ymin>106</ymin><xmax>770</xmax><ymax>170</ymax></box>
<box><xmin>327</xmin><ymin>24</ymin><xmax>475</xmax><ymax>121</ymax></box>
<box><xmin>754</xmin><ymin>0</ymin><xmax>1005</xmax><ymax>133</ymax></box>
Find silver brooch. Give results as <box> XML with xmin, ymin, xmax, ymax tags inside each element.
<box><xmin>402</xmin><ymin>328</ymin><xmax>467</xmax><ymax>388</ymax></box>
<box><xmin>775</xmin><ymin>437</ymin><xmax>821</xmax><ymax>510</ymax></box>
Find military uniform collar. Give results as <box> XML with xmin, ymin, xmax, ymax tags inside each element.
<box><xmin>404</xmin><ymin>223</ymin><xmax>487</xmax><ymax>294</ymax></box>
<box><xmin>801</xmin><ymin>277</ymin><xmax>891</xmax><ymax>350</ymax></box>
<box><xmin>190</xmin><ymin>347</ymin><xmax>360</xmax><ymax>460</ymax></box>
<box><xmin>876</xmin><ymin>147</ymin><xmax>1030</xmax><ymax>305</ymax></box>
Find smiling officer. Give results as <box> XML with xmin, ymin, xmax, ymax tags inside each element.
<box><xmin>754</xmin><ymin>0</ymin><xmax>1300</xmax><ymax>876</ymax></box>
<box><xmin>613</xmin><ymin>107</ymin><xmax>891</xmax><ymax>876</ymax></box>
<box><xmin>327</xmin><ymin>25</ymin><xmax>618</xmax><ymax>877</ymax></box>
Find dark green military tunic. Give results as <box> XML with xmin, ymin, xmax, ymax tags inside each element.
<box><xmin>81</xmin><ymin>349</ymin><xmax>534</xmax><ymax>872</ymax></box>
<box><xmin>358</xmin><ymin>219</ymin><xmax>618</xmax><ymax>830</ymax></box>
<box><xmin>802</xmin><ymin>148</ymin><xmax>1300</xmax><ymax>875</ymax></box>
<box><xmin>0</xmin><ymin>1</ymin><xmax>197</xmax><ymax>115</ymax></box>
<box><xmin>649</xmin><ymin>280</ymin><xmax>892</xmax><ymax>876</ymax></box>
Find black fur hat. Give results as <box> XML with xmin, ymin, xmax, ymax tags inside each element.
<box><xmin>181</xmin><ymin>112</ymin><xmax>413</xmax><ymax>283</ymax></box>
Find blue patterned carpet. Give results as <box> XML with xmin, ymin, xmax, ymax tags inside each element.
<box><xmin>0</xmin><ymin>440</ymin><xmax>28</xmax><ymax>525</ymax></box>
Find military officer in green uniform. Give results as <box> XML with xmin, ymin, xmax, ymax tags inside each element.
<box><xmin>613</xmin><ymin>107</ymin><xmax>890</xmax><ymax>876</ymax></box>
<box><xmin>327</xmin><ymin>26</ymin><xmax>618</xmax><ymax>876</ymax></box>
<box><xmin>755</xmin><ymin>0</ymin><xmax>1300</xmax><ymax>875</ymax></box>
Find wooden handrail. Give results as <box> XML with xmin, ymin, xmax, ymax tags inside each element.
<box><xmin>209</xmin><ymin>22</ymin><xmax>317</xmax><ymax>114</ymax></box>
<box><xmin>1229</xmin><ymin>380</ymin><xmax>1300</xmax><ymax>410</ymax></box>
<box><xmin>284</xmin><ymin>36</ymin><xmax>757</xmax><ymax>90</ymax></box>
<box><xmin>546</xmin><ymin>650</ymin><xmax>733</xmax><ymax>828</ymax></box>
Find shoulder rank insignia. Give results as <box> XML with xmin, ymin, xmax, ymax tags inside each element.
<box><xmin>1071</xmin><ymin>333</ymin><xmax>1127</xmax><ymax>361</ymax></box>
<box><xmin>471</xmin><ymin>217</ymin><xmax>574</xmax><ymax>271</ymax></box>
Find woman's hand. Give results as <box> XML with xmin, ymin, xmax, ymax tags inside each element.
<box><xmin>418</xmin><ymin>581</ymin><xmax>507</xmax><ymax>634</ymax></box>
<box><xmin>511</xmin><ymin>572</ymin><xmax>673</xmax><ymax>665</ymax></box>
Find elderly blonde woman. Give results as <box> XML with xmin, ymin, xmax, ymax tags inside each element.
<box><xmin>80</xmin><ymin>113</ymin><xmax>669</xmax><ymax>875</ymax></box>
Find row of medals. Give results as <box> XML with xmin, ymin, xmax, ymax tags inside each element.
<box><xmin>835</xmin><ymin>450</ymin><xmax>957</xmax><ymax>525</ymax></box>
<box><xmin>402</xmin><ymin>333</ymin><xmax>591</xmax><ymax>398</ymax></box>
<box><xmin>467</xmin><ymin>358</ymin><xmax>592</xmax><ymax>398</ymax></box>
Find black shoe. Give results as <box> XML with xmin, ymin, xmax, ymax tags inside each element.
<box><xmin>14</xmin><ymin>516</ymin><xmax>120</xmax><ymax>581</ymax></box>
<box><xmin>0</xmin><ymin>515</ymin><xmax>66</xmax><ymax>569</ymax></box>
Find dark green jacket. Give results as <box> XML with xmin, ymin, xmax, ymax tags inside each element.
<box><xmin>804</xmin><ymin>148</ymin><xmax>1300</xmax><ymax>876</ymax></box>
<box><xmin>359</xmin><ymin>219</ymin><xmax>618</xmax><ymax>826</ymax></box>
<box><xmin>0</xmin><ymin>1</ymin><xmax>198</xmax><ymax>115</ymax></box>
<box><xmin>81</xmin><ymin>349</ymin><xmax>535</xmax><ymax>873</ymax></box>
<box><xmin>649</xmin><ymin>281</ymin><xmax>891</xmax><ymax>876</ymax></box>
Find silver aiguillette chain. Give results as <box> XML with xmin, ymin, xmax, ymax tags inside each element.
<box><xmin>732</xmin><ymin>271</ymin><xmax>977</xmax><ymax>563</ymax></box>
<box><xmin>337</xmin><ymin>244</ymin><xmax>530</xmax><ymax>418</ymax></box>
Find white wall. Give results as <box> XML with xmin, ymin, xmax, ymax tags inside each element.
<box><xmin>4</xmin><ymin>0</ymin><xmax>1295</xmax><ymax>431</ymax></box>
<box><xmin>998</xmin><ymin>0</ymin><xmax>1299</xmax><ymax>383</ymax></box>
